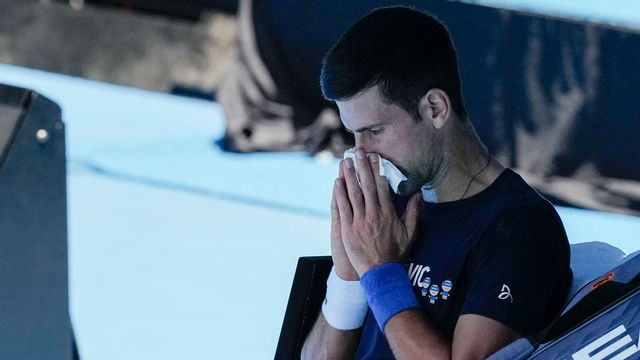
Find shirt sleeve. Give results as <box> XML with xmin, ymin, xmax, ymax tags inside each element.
<box><xmin>459</xmin><ymin>204</ymin><xmax>573</xmax><ymax>335</ymax></box>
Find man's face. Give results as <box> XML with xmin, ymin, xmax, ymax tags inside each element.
<box><xmin>336</xmin><ymin>86</ymin><xmax>442</xmax><ymax>195</ymax></box>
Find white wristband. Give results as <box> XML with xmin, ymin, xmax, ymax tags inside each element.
<box><xmin>321</xmin><ymin>266</ymin><xmax>369</xmax><ymax>330</ymax></box>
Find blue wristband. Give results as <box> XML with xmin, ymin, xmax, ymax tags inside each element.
<box><xmin>360</xmin><ymin>262</ymin><xmax>420</xmax><ymax>331</ymax></box>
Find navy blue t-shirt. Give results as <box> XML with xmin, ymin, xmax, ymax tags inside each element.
<box><xmin>354</xmin><ymin>169</ymin><xmax>572</xmax><ymax>359</ymax></box>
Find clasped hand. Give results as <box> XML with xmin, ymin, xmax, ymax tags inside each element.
<box><xmin>331</xmin><ymin>149</ymin><xmax>422</xmax><ymax>280</ymax></box>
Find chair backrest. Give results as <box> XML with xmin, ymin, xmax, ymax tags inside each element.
<box><xmin>542</xmin><ymin>251</ymin><xmax>640</xmax><ymax>341</ymax></box>
<box><xmin>568</xmin><ymin>241</ymin><xmax>627</xmax><ymax>296</ymax></box>
<box><xmin>275</xmin><ymin>256</ymin><xmax>332</xmax><ymax>360</ymax></box>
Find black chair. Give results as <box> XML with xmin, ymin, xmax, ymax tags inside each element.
<box><xmin>275</xmin><ymin>256</ymin><xmax>333</xmax><ymax>360</ymax></box>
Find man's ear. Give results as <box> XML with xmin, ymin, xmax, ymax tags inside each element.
<box><xmin>418</xmin><ymin>89</ymin><xmax>451</xmax><ymax>129</ymax></box>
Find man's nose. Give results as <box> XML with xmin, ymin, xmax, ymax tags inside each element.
<box><xmin>354</xmin><ymin>135</ymin><xmax>379</xmax><ymax>156</ymax></box>
<box><xmin>354</xmin><ymin>133</ymin><xmax>370</xmax><ymax>153</ymax></box>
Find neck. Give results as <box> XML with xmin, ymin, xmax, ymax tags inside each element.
<box><xmin>425</xmin><ymin>120</ymin><xmax>503</xmax><ymax>203</ymax></box>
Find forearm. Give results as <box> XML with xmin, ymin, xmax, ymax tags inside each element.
<box><xmin>357</xmin><ymin>263</ymin><xmax>452</xmax><ymax>359</ymax></box>
<box><xmin>301</xmin><ymin>313</ymin><xmax>362</xmax><ymax>360</ymax></box>
<box><xmin>384</xmin><ymin>309</ymin><xmax>451</xmax><ymax>360</ymax></box>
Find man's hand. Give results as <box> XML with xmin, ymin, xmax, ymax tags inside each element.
<box><xmin>334</xmin><ymin>149</ymin><xmax>422</xmax><ymax>276</ymax></box>
<box><xmin>330</xmin><ymin>160</ymin><xmax>359</xmax><ymax>280</ymax></box>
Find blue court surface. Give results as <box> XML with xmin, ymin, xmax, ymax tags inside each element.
<box><xmin>0</xmin><ymin>58</ymin><xmax>639</xmax><ymax>360</ymax></box>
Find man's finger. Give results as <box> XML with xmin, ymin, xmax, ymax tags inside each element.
<box><xmin>354</xmin><ymin>149</ymin><xmax>379</xmax><ymax>214</ymax></box>
<box><xmin>334</xmin><ymin>177</ymin><xmax>354</xmax><ymax>225</ymax></box>
<box><xmin>342</xmin><ymin>158</ymin><xmax>365</xmax><ymax>216</ymax></box>
<box><xmin>330</xmin><ymin>188</ymin><xmax>341</xmax><ymax>237</ymax></box>
<box><xmin>369</xmin><ymin>153</ymin><xmax>394</xmax><ymax>214</ymax></box>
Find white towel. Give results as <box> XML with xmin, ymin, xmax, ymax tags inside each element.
<box><xmin>343</xmin><ymin>148</ymin><xmax>407</xmax><ymax>193</ymax></box>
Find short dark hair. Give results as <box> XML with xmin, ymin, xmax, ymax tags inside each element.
<box><xmin>320</xmin><ymin>7</ymin><xmax>467</xmax><ymax>120</ymax></box>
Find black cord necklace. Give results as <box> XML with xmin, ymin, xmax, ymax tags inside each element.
<box><xmin>459</xmin><ymin>154</ymin><xmax>492</xmax><ymax>200</ymax></box>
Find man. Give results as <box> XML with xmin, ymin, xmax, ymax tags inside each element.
<box><xmin>301</xmin><ymin>6</ymin><xmax>572</xmax><ymax>360</ymax></box>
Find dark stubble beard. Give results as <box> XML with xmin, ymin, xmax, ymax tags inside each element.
<box><xmin>395</xmin><ymin>149</ymin><xmax>444</xmax><ymax>197</ymax></box>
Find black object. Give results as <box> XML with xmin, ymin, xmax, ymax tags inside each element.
<box><xmin>170</xmin><ymin>85</ymin><xmax>216</xmax><ymax>102</ymax></box>
<box><xmin>274</xmin><ymin>256</ymin><xmax>332</xmax><ymax>360</ymax></box>
<box><xmin>0</xmin><ymin>84</ymin><xmax>76</xmax><ymax>359</ymax></box>
<box><xmin>60</xmin><ymin>0</ymin><xmax>239</xmax><ymax>18</ymax></box>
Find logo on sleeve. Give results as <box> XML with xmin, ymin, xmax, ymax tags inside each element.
<box><xmin>498</xmin><ymin>284</ymin><xmax>513</xmax><ymax>303</ymax></box>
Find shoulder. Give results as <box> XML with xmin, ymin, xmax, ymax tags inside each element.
<box><xmin>466</xmin><ymin>200</ymin><xmax>570</xmax><ymax>276</ymax></box>
<box><xmin>481</xmin><ymin>202</ymin><xmax>568</xmax><ymax>255</ymax></box>
<box><xmin>485</xmin><ymin>169</ymin><xmax>565</xmax><ymax>235</ymax></box>
<box><xmin>491</xmin><ymin>203</ymin><xmax>565</xmax><ymax>237</ymax></box>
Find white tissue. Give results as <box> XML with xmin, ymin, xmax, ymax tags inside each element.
<box><xmin>343</xmin><ymin>148</ymin><xmax>407</xmax><ymax>193</ymax></box>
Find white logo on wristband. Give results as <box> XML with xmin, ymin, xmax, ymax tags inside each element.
<box><xmin>322</xmin><ymin>267</ymin><xmax>369</xmax><ymax>330</ymax></box>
